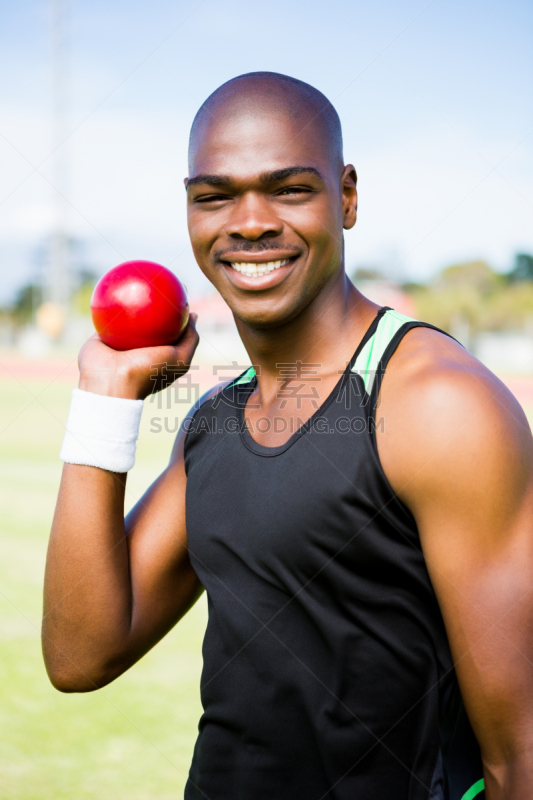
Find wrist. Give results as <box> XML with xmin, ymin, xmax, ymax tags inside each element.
<box><xmin>60</xmin><ymin>388</ymin><xmax>144</xmax><ymax>472</ymax></box>
<box><xmin>78</xmin><ymin>367</ymin><xmax>142</xmax><ymax>400</ymax></box>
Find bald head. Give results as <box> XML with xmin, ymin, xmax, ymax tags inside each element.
<box><xmin>188</xmin><ymin>72</ymin><xmax>343</xmax><ymax>173</ymax></box>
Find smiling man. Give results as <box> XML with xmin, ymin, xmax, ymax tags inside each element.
<box><xmin>44</xmin><ymin>73</ymin><xmax>533</xmax><ymax>800</ymax></box>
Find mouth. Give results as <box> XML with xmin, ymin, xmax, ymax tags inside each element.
<box><xmin>226</xmin><ymin>257</ymin><xmax>292</xmax><ymax>279</ymax></box>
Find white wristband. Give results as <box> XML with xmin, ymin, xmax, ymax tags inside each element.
<box><xmin>60</xmin><ymin>388</ymin><xmax>144</xmax><ymax>473</ymax></box>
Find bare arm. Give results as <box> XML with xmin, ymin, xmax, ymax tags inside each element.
<box><xmin>42</xmin><ymin>319</ymin><xmax>202</xmax><ymax>692</ymax></box>
<box><xmin>379</xmin><ymin>328</ymin><xmax>533</xmax><ymax>799</ymax></box>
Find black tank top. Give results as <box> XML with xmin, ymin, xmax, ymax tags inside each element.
<box><xmin>183</xmin><ymin>308</ymin><xmax>484</xmax><ymax>800</ymax></box>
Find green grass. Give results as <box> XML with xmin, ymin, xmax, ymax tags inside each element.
<box><xmin>0</xmin><ymin>377</ymin><xmax>206</xmax><ymax>800</ymax></box>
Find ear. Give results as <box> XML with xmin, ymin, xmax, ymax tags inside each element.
<box><xmin>183</xmin><ymin>177</ymin><xmax>189</xmax><ymax>190</ymax></box>
<box><xmin>341</xmin><ymin>165</ymin><xmax>357</xmax><ymax>230</ymax></box>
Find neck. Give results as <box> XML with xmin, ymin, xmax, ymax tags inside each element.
<box><xmin>234</xmin><ymin>271</ymin><xmax>380</xmax><ymax>385</ymax></box>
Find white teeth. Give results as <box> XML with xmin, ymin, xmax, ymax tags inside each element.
<box><xmin>229</xmin><ymin>258</ymin><xmax>291</xmax><ymax>278</ymax></box>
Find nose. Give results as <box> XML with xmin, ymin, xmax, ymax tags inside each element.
<box><xmin>225</xmin><ymin>192</ymin><xmax>283</xmax><ymax>240</ymax></box>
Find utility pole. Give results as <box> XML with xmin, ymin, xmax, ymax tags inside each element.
<box><xmin>47</xmin><ymin>0</ymin><xmax>70</xmax><ymax>313</ymax></box>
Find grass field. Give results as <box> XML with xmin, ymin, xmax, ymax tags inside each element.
<box><xmin>0</xmin><ymin>367</ymin><xmax>207</xmax><ymax>800</ymax></box>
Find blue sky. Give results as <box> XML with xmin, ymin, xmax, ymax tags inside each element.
<box><xmin>1</xmin><ymin>0</ymin><xmax>532</xmax><ymax>301</ymax></box>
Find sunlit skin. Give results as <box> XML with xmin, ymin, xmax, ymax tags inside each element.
<box><xmin>43</xmin><ymin>75</ymin><xmax>533</xmax><ymax>799</ymax></box>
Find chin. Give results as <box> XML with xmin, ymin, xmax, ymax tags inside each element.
<box><xmin>237</xmin><ymin>312</ymin><xmax>290</xmax><ymax>331</ymax></box>
<box><xmin>232</xmin><ymin>293</ymin><xmax>314</xmax><ymax>331</ymax></box>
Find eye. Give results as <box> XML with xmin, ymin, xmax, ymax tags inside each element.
<box><xmin>195</xmin><ymin>194</ymin><xmax>231</xmax><ymax>204</ymax></box>
<box><xmin>276</xmin><ymin>186</ymin><xmax>313</xmax><ymax>196</ymax></box>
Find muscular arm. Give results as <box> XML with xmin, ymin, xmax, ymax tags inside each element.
<box><xmin>42</xmin><ymin>321</ymin><xmax>204</xmax><ymax>692</ymax></box>
<box><xmin>378</xmin><ymin>329</ymin><xmax>533</xmax><ymax>799</ymax></box>
<box><xmin>43</xmin><ymin>432</ymin><xmax>200</xmax><ymax>692</ymax></box>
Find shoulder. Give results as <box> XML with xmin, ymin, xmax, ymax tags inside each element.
<box><xmin>377</xmin><ymin>325</ymin><xmax>533</xmax><ymax>521</ymax></box>
<box><xmin>168</xmin><ymin>379</ymin><xmax>234</xmax><ymax>465</ymax></box>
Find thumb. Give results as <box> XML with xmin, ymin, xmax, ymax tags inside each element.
<box><xmin>170</xmin><ymin>312</ymin><xmax>199</xmax><ymax>359</ymax></box>
<box><xmin>179</xmin><ymin>312</ymin><xmax>199</xmax><ymax>344</ymax></box>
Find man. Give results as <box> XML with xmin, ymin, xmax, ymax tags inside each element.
<box><xmin>43</xmin><ymin>73</ymin><xmax>533</xmax><ymax>799</ymax></box>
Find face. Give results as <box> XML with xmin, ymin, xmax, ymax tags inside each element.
<box><xmin>186</xmin><ymin>102</ymin><xmax>357</xmax><ymax>329</ymax></box>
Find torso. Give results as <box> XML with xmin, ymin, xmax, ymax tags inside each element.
<box><xmin>182</xmin><ymin>308</ymin><xmax>484</xmax><ymax>800</ymax></box>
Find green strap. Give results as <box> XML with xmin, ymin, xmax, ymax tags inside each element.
<box><xmin>460</xmin><ymin>778</ymin><xmax>485</xmax><ymax>800</ymax></box>
<box><xmin>351</xmin><ymin>309</ymin><xmax>416</xmax><ymax>394</ymax></box>
<box><xmin>231</xmin><ymin>366</ymin><xmax>256</xmax><ymax>386</ymax></box>
<box><xmin>231</xmin><ymin>309</ymin><xmax>417</xmax><ymax>395</ymax></box>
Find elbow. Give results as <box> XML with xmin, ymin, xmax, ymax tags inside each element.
<box><xmin>42</xmin><ymin>639</ymin><xmax>101</xmax><ymax>692</ymax></box>
<box><xmin>45</xmin><ymin>662</ymin><xmax>114</xmax><ymax>693</ymax></box>
<box><xmin>42</xmin><ymin>626</ymin><xmax>132</xmax><ymax>692</ymax></box>
<box><xmin>43</xmin><ymin>646</ymin><xmax>120</xmax><ymax>693</ymax></box>
<box><xmin>46</xmin><ymin>671</ymin><xmax>101</xmax><ymax>693</ymax></box>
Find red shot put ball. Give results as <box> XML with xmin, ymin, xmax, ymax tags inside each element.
<box><xmin>90</xmin><ymin>260</ymin><xmax>189</xmax><ymax>351</ymax></box>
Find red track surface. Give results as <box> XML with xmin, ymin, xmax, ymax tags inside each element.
<box><xmin>2</xmin><ymin>353</ymin><xmax>533</xmax><ymax>408</ymax></box>
<box><xmin>0</xmin><ymin>354</ymin><xmax>218</xmax><ymax>391</ymax></box>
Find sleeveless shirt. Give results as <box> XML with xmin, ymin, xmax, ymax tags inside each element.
<box><xmin>183</xmin><ymin>308</ymin><xmax>485</xmax><ymax>800</ymax></box>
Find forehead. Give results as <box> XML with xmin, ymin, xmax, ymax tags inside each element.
<box><xmin>189</xmin><ymin>107</ymin><xmax>336</xmax><ymax>182</ymax></box>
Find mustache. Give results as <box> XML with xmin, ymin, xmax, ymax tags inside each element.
<box><xmin>214</xmin><ymin>241</ymin><xmax>301</xmax><ymax>260</ymax></box>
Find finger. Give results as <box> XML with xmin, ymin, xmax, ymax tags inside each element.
<box><xmin>172</xmin><ymin>317</ymin><xmax>200</xmax><ymax>354</ymax></box>
<box><xmin>145</xmin><ymin>332</ymin><xmax>198</xmax><ymax>371</ymax></box>
<box><xmin>177</xmin><ymin>313</ymin><xmax>199</xmax><ymax>343</ymax></box>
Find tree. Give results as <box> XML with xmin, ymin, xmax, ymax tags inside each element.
<box><xmin>10</xmin><ymin>284</ymin><xmax>43</xmax><ymax>324</ymax></box>
<box><xmin>351</xmin><ymin>266</ymin><xmax>384</xmax><ymax>283</ymax></box>
<box><xmin>507</xmin><ymin>253</ymin><xmax>533</xmax><ymax>283</ymax></box>
<box><xmin>405</xmin><ymin>259</ymin><xmax>533</xmax><ymax>334</ymax></box>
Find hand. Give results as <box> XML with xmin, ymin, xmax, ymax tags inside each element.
<box><xmin>78</xmin><ymin>313</ymin><xmax>199</xmax><ymax>400</ymax></box>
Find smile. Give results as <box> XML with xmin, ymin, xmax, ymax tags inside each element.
<box><xmin>228</xmin><ymin>258</ymin><xmax>292</xmax><ymax>278</ymax></box>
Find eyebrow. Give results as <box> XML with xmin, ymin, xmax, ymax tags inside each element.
<box><xmin>186</xmin><ymin>166</ymin><xmax>324</xmax><ymax>188</ymax></box>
